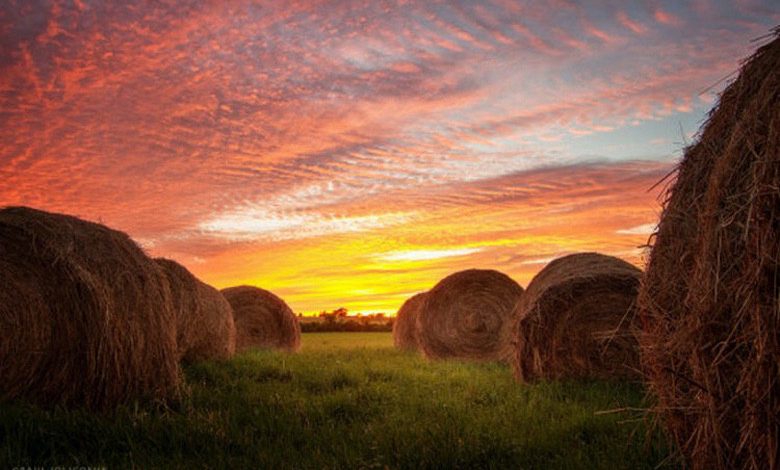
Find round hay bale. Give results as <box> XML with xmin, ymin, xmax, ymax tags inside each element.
<box><xmin>0</xmin><ymin>206</ymin><xmax>182</xmax><ymax>410</ymax></box>
<box><xmin>392</xmin><ymin>292</ymin><xmax>427</xmax><ymax>351</ymax></box>
<box><xmin>511</xmin><ymin>252</ymin><xmax>642</xmax><ymax>383</ymax></box>
<box><xmin>416</xmin><ymin>269</ymin><xmax>523</xmax><ymax>361</ymax></box>
<box><xmin>0</xmin><ymin>259</ymin><xmax>52</xmax><ymax>395</ymax></box>
<box><xmin>220</xmin><ymin>285</ymin><xmax>300</xmax><ymax>352</ymax></box>
<box><xmin>154</xmin><ymin>258</ymin><xmax>236</xmax><ymax>363</ymax></box>
<box><xmin>638</xmin><ymin>31</ymin><xmax>780</xmax><ymax>470</ymax></box>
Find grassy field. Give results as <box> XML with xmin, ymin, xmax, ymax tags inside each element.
<box><xmin>0</xmin><ymin>332</ymin><xmax>673</xmax><ymax>469</ymax></box>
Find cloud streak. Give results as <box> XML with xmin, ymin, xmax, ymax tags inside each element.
<box><xmin>198</xmin><ymin>209</ymin><xmax>415</xmax><ymax>242</ymax></box>
<box><xmin>616</xmin><ymin>223</ymin><xmax>657</xmax><ymax>235</ymax></box>
<box><xmin>377</xmin><ymin>248</ymin><xmax>485</xmax><ymax>263</ymax></box>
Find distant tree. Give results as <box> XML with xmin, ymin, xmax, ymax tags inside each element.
<box><xmin>300</xmin><ymin>307</ymin><xmax>392</xmax><ymax>332</ymax></box>
<box><xmin>334</xmin><ymin>307</ymin><xmax>348</xmax><ymax>317</ymax></box>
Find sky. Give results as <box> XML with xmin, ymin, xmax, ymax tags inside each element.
<box><xmin>1</xmin><ymin>1</ymin><xmax>778</xmax><ymax>315</ymax></box>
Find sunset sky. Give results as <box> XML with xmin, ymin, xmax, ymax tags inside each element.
<box><xmin>1</xmin><ymin>1</ymin><xmax>777</xmax><ymax>315</ymax></box>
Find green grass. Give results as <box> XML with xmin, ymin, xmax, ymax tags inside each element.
<box><xmin>0</xmin><ymin>332</ymin><xmax>672</xmax><ymax>469</ymax></box>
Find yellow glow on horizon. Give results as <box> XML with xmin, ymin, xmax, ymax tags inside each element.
<box><xmin>188</xmin><ymin>174</ymin><xmax>659</xmax><ymax>317</ymax></box>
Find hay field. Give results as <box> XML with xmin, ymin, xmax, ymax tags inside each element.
<box><xmin>0</xmin><ymin>332</ymin><xmax>671</xmax><ymax>469</ymax></box>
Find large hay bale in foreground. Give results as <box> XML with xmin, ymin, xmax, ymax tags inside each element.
<box><xmin>155</xmin><ymin>258</ymin><xmax>236</xmax><ymax>363</ymax></box>
<box><xmin>221</xmin><ymin>285</ymin><xmax>300</xmax><ymax>352</ymax></box>
<box><xmin>511</xmin><ymin>253</ymin><xmax>642</xmax><ymax>382</ymax></box>
<box><xmin>416</xmin><ymin>269</ymin><xmax>523</xmax><ymax>361</ymax></box>
<box><xmin>639</xmin><ymin>32</ymin><xmax>780</xmax><ymax>470</ymax></box>
<box><xmin>0</xmin><ymin>206</ymin><xmax>182</xmax><ymax>410</ymax></box>
<box><xmin>392</xmin><ymin>292</ymin><xmax>427</xmax><ymax>351</ymax></box>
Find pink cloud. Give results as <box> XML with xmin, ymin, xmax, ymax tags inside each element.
<box><xmin>654</xmin><ymin>9</ymin><xmax>682</xmax><ymax>26</ymax></box>
<box><xmin>617</xmin><ymin>11</ymin><xmax>648</xmax><ymax>34</ymax></box>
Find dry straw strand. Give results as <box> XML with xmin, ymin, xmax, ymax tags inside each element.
<box><xmin>639</xmin><ymin>29</ymin><xmax>780</xmax><ymax>470</ymax></box>
<box><xmin>0</xmin><ymin>206</ymin><xmax>182</xmax><ymax>410</ymax></box>
<box><xmin>511</xmin><ymin>252</ymin><xmax>642</xmax><ymax>383</ymax></box>
<box><xmin>416</xmin><ymin>269</ymin><xmax>524</xmax><ymax>361</ymax></box>
<box><xmin>221</xmin><ymin>285</ymin><xmax>301</xmax><ymax>352</ymax></box>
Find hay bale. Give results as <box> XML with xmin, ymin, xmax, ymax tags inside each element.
<box><xmin>0</xmin><ymin>206</ymin><xmax>181</xmax><ymax>410</ymax></box>
<box><xmin>511</xmin><ymin>252</ymin><xmax>642</xmax><ymax>382</ymax></box>
<box><xmin>638</xmin><ymin>31</ymin><xmax>780</xmax><ymax>470</ymax></box>
<box><xmin>0</xmin><ymin>259</ymin><xmax>52</xmax><ymax>397</ymax></box>
<box><xmin>220</xmin><ymin>285</ymin><xmax>300</xmax><ymax>352</ymax></box>
<box><xmin>392</xmin><ymin>292</ymin><xmax>427</xmax><ymax>351</ymax></box>
<box><xmin>154</xmin><ymin>258</ymin><xmax>236</xmax><ymax>363</ymax></box>
<box><xmin>416</xmin><ymin>269</ymin><xmax>523</xmax><ymax>361</ymax></box>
